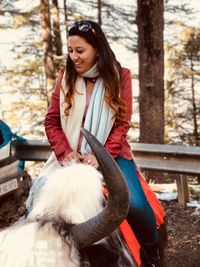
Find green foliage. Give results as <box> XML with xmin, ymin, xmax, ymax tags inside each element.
<box><xmin>182</xmin><ymin>28</ymin><xmax>200</xmax><ymax>60</ymax></box>
<box><xmin>0</xmin><ymin>2</ymin><xmax>47</xmax><ymax>136</ymax></box>
<box><xmin>165</xmin><ymin>25</ymin><xmax>200</xmax><ymax>145</ymax></box>
<box><xmin>1</xmin><ymin>0</ymin><xmax>200</xmax><ymax>144</ymax></box>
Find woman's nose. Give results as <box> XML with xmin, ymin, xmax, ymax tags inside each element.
<box><xmin>70</xmin><ymin>52</ymin><xmax>79</xmax><ymax>61</ymax></box>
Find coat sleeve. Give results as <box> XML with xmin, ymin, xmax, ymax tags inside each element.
<box><xmin>104</xmin><ymin>68</ymin><xmax>132</xmax><ymax>158</ymax></box>
<box><xmin>44</xmin><ymin>70</ymin><xmax>73</xmax><ymax>164</ymax></box>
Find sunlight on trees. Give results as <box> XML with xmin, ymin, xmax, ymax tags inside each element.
<box><xmin>0</xmin><ymin>0</ymin><xmax>199</xmax><ymax>146</ymax></box>
<box><xmin>165</xmin><ymin>25</ymin><xmax>200</xmax><ymax>145</ymax></box>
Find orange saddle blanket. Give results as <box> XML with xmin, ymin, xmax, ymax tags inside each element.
<box><xmin>104</xmin><ymin>169</ymin><xmax>165</xmax><ymax>267</ymax></box>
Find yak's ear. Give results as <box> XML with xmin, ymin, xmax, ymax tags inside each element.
<box><xmin>70</xmin><ymin>128</ymin><xmax>129</xmax><ymax>248</ymax></box>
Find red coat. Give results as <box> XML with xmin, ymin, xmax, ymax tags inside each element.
<box><xmin>45</xmin><ymin>67</ymin><xmax>133</xmax><ymax>163</ymax></box>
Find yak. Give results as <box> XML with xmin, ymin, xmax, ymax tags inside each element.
<box><xmin>0</xmin><ymin>129</ymin><xmax>138</xmax><ymax>267</ymax></box>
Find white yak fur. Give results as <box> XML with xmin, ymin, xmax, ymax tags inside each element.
<box><xmin>0</xmin><ymin>163</ymin><xmax>104</xmax><ymax>267</ymax></box>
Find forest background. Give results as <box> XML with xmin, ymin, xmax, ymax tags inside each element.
<box><xmin>0</xmin><ymin>0</ymin><xmax>199</xmax><ymax>153</ymax></box>
<box><xmin>0</xmin><ymin>2</ymin><xmax>200</xmax><ymax>265</ymax></box>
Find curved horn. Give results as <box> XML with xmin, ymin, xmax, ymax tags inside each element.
<box><xmin>70</xmin><ymin>128</ymin><xmax>130</xmax><ymax>248</ymax></box>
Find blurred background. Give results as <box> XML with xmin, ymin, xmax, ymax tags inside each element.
<box><xmin>0</xmin><ymin>0</ymin><xmax>199</xmax><ymax>145</ymax></box>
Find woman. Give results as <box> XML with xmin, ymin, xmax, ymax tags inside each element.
<box><xmin>45</xmin><ymin>21</ymin><xmax>164</xmax><ymax>267</ymax></box>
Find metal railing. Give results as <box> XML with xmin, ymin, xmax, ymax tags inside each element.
<box><xmin>15</xmin><ymin>140</ymin><xmax>200</xmax><ymax>204</ymax></box>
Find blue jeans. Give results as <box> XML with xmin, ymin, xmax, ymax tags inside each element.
<box><xmin>115</xmin><ymin>156</ymin><xmax>158</xmax><ymax>245</ymax></box>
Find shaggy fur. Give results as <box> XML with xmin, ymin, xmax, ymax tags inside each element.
<box><xmin>0</xmin><ymin>164</ymin><xmax>102</xmax><ymax>267</ymax></box>
<box><xmin>28</xmin><ymin>164</ymin><xmax>104</xmax><ymax>224</ymax></box>
<box><xmin>0</xmin><ymin>163</ymin><xmax>135</xmax><ymax>267</ymax></box>
<box><xmin>0</xmin><ymin>220</ymin><xmax>79</xmax><ymax>267</ymax></box>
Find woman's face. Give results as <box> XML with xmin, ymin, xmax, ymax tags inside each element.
<box><xmin>68</xmin><ymin>35</ymin><xmax>98</xmax><ymax>74</ymax></box>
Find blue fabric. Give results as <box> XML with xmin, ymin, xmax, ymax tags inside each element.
<box><xmin>0</xmin><ymin>120</ymin><xmax>12</xmax><ymax>148</ymax></box>
<box><xmin>0</xmin><ymin>130</ymin><xmax>3</xmax><ymax>145</ymax></box>
<box><xmin>115</xmin><ymin>156</ymin><xmax>158</xmax><ymax>245</ymax></box>
<box><xmin>0</xmin><ymin>120</ymin><xmax>26</xmax><ymax>171</ymax></box>
<box><xmin>24</xmin><ymin>176</ymin><xmax>48</xmax><ymax>218</ymax></box>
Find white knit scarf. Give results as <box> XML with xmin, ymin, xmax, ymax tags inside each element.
<box><xmin>60</xmin><ymin>63</ymin><xmax>115</xmax><ymax>154</ymax></box>
<box><xmin>34</xmin><ymin>63</ymin><xmax>116</xmax><ymax>179</ymax></box>
<box><xmin>27</xmin><ymin>64</ymin><xmax>116</xmax><ymax>203</ymax></box>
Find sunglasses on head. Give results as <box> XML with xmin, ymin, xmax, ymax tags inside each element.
<box><xmin>68</xmin><ymin>22</ymin><xmax>95</xmax><ymax>33</ymax></box>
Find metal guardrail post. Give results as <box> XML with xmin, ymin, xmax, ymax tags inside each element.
<box><xmin>176</xmin><ymin>175</ymin><xmax>189</xmax><ymax>204</ymax></box>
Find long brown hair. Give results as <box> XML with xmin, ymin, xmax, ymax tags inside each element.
<box><xmin>64</xmin><ymin>20</ymin><xmax>126</xmax><ymax>125</ymax></box>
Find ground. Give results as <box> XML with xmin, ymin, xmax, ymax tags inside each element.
<box><xmin>161</xmin><ymin>200</ymin><xmax>200</xmax><ymax>267</ymax></box>
<box><xmin>0</xmin><ymin>181</ymin><xmax>200</xmax><ymax>266</ymax></box>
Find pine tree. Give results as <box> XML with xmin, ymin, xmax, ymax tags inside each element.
<box><xmin>40</xmin><ymin>0</ymin><xmax>56</xmax><ymax>104</ymax></box>
<box><xmin>165</xmin><ymin>26</ymin><xmax>200</xmax><ymax>145</ymax></box>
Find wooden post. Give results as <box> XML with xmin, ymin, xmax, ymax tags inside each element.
<box><xmin>176</xmin><ymin>175</ymin><xmax>189</xmax><ymax>204</ymax></box>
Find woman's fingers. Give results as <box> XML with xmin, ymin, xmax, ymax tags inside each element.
<box><xmin>82</xmin><ymin>154</ymin><xmax>99</xmax><ymax>169</ymax></box>
<box><xmin>63</xmin><ymin>151</ymin><xmax>82</xmax><ymax>165</ymax></box>
<box><xmin>62</xmin><ymin>152</ymin><xmax>98</xmax><ymax>169</ymax></box>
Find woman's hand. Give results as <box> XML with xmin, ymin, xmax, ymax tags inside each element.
<box><xmin>62</xmin><ymin>151</ymin><xmax>83</xmax><ymax>165</ymax></box>
<box><xmin>82</xmin><ymin>153</ymin><xmax>99</xmax><ymax>169</ymax></box>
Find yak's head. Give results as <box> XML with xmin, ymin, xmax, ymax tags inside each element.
<box><xmin>29</xmin><ymin>128</ymin><xmax>130</xmax><ymax>249</ymax></box>
<box><xmin>0</xmin><ymin>129</ymin><xmax>130</xmax><ymax>267</ymax></box>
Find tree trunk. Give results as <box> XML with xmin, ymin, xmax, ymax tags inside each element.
<box><xmin>137</xmin><ymin>0</ymin><xmax>164</xmax><ymax>144</ymax></box>
<box><xmin>98</xmin><ymin>0</ymin><xmax>102</xmax><ymax>26</ymax></box>
<box><xmin>63</xmin><ymin>0</ymin><xmax>68</xmax><ymax>36</ymax></box>
<box><xmin>40</xmin><ymin>0</ymin><xmax>55</xmax><ymax>105</ymax></box>
<box><xmin>190</xmin><ymin>59</ymin><xmax>199</xmax><ymax>146</ymax></box>
<box><xmin>51</xmin><ymin>0</ymin><xmax>63</xmax><ymax>56</ymax></box>
<box><xmin>51</xmin><ymin>0</ymin><xmax>63</xmax><ymax>72</ymax></box>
